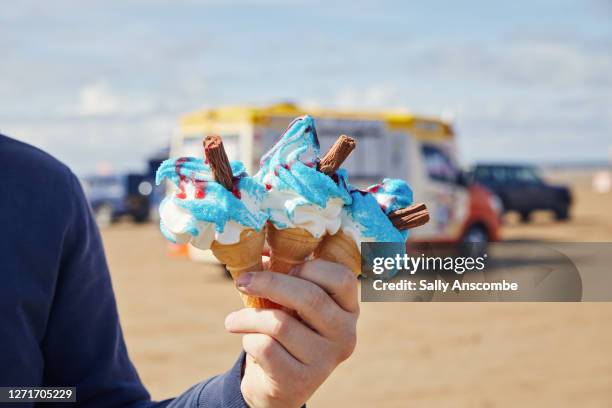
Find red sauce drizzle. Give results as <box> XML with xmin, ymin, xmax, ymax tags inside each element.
<box><xmin>175</xmin><ymin>157</ymin><xmax>190</xmax><ymax>199</ymax></box>
<box><xmin>367</xmin><ymin>183</ymin><xmax>382</xmax><ymax>194</ymax></box>
<box><xmin>193</xmin><ymin>179</ymin><xmax>207</xmax><ymax>199</ymax></box>
<box><xmin>273</xmin><ymin>162</ymin><xmax>293</xmax><ymax>176</ymax></box>
<box><xmin>174</xmin><ymin>157</ymin><xmax>209</xmax><ymax>200</ymax></box>
<box><xmin>231</xmin><ymin>177</ymin><xmax>241</xmax><ymax>199</ymax></box>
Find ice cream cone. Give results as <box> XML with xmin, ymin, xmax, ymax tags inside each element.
<box><xmin>267</xmin><ymin>223</ymin><xmax>322</xmax><ymax>273</ymax></box>
<box><xmin>315</xmin><ymin>230</ymin><xmax>361</xmax><ymax>276</ymax></box>
<box><xmin>211</xmin><ymin>228</ymin><xmax>276</xmax><ymax>308</ymax></box>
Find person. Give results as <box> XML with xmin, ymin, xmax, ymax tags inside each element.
<box><xmin>0</xmin><ymin>134</ymin><xmax>359</xmax><ymax>408</ymax></box>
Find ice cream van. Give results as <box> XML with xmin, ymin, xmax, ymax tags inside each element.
<box><xmin>168</xmin><ymin>103</ymin><xmax>501</xmax><ymax>260</ymax></box>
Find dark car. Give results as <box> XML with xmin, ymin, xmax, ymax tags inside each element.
<box><xmin>83</xmin><ymin>173</ymin><xmax>153</xmax><ymax>225</ymax></box>
<box><xmin>469</xmin><ymin>164</ymin><xmax>572</xmax><ymax>222</ymax></box>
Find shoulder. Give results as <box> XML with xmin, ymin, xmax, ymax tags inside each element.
<box><xmin>0</xmin><ymin>134</ymin><xmax>80</xmax><ymax>223</ymax></box>
<box><xmin>0</xmin><ymin>134</ymin><xmax>72</xmax><ymax>180</ymax></box>
<box><xmin>0</xmin><ymin>134</ymin><xmax>76</xmax><ymax>193</ymax></box>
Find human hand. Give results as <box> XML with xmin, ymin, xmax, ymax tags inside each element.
<box><xmin>224</xmin><ymin>259</ymin><xmax>359</xmax><ymax>408</ymax></box>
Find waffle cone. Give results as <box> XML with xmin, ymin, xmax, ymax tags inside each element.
<box><xmin>210</xmin><ymin>228</ymin><xmax>276</xmax><ymax>308</ymax></box>
<box><xmin>267</xmin><ymin>224</ymin><xmax>322</xmax><ymax>273</ymax></box>
<box><xmin>315</xmin><ymin>230</ymin><xmax>361</xmax><ymax>276</ymax></box>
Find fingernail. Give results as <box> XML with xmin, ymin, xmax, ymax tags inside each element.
<box><xmin>236</xmin><ymin>272</ymin><xmax>253</xmax><ymax>288</ymax></box>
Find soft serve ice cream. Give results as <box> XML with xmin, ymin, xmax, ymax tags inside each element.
<box><xmin>155</xmin><ymin>119</ymin><xmax>430</xmax><ymax>302</ymax></box>
<box><xmin>314</xmin><ymin>178</ymin><xmax>416</xmax><ymax>276</ymax></box>
<box><xmin>255</xmin><ymin>115</ymin><xmax>352</xmax><ymax>238</ymax></box>
<box><xmin>340</xmin><ymin>178</ymin><xmax>414</xmax><ymax>250</ymax></box>
<box><xmin>156</xmin><ymin>157</ymin><xmax>268</xmax><ymax>249</ymax></box>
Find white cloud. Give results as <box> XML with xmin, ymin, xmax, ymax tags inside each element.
<box><xmin>76</xmin><ymin>81</ymin><xmax>121</xmax><ymax>116</ymax></box>
<box><xmin>2</xmin><ymin>1</ymin><xmax>610</xmax><ymax>171</ymax></box>
<box><xmin>2</xmin><ymin>114</ymin><xmax>176</xmax><ymax>176</ymax></box>
<box><xmin>502</xmin><ymin>40</ymin><xmax>612</xmax><ymax>88</ymax></box>
<box><xmin>331</xmin><ymin>84</ymin><xmax>405</xmax><ymax>109</ymax></box>
<box><xmin>412</xmin><ymin>37</ymin><xmax>612</xmax><ymax>90</ymax></box>
<box><xmin>69</xmin><ymin>80</ymin><xmax>164</xmax><ymax>118</ymax></box>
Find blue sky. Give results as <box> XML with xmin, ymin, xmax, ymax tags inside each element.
<box><xmin>1</xmin><ymin>0</ymin><xmax>611</xmax><ymax>175</ymax></box>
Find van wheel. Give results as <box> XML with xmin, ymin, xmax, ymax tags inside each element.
<box><xmin>519</xmin><ymin>211</ymin><xmax>531</xmax><ymax>223</ymax></box>
<box><xmin>461</xmin><ymin>225</ymin><xmax>488</xmax><ymax>257</ymax></box>
<box><xmin>462</xmin><ymin>225</ymin><xmax>488</xmax><ymax>243</ymax></box>
<box><xmin>554</xmin><ymin>205</ymin><xmax>569</xmax><ymax>221</ymax></box>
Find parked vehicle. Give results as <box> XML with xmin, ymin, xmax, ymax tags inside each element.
<box><xmin>83</xmin><ymin>173</ymin><xmax>153</xmax><ymax>226</ymax></box>
<box><xmin>145</xmin><ymin>153</ymin><xmax>169</xmax><ymax>221</ymax></box>
<box><xmin>469</xmin><ymin>163</ymin><xmax>572</xmax><ymax>222</ymax></box>
<box><xmin>167</xmin><ymin>103</ymin><xmax>501</xmax><ymax>262</ymax></box>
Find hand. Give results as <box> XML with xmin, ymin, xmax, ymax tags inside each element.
<box><xmin>224</xmin><ymin>259</ymin><xmax>359</xmax><ymax>408</ymax></box>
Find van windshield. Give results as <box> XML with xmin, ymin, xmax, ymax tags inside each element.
<box><xmin>422</xmin><ymin>144</ymin><xmax>457</xmax><ymax>183</ymax></box>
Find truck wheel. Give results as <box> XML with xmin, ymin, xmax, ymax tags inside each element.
<box><xmin>519</xmin><ymin>211</ymin><xmax>531</xmax><ymax>223</ymax></box>
<box><xmin>554</xmin><ymin>205</ymin><xmax>570</xmax><ymax>221</ymax></box>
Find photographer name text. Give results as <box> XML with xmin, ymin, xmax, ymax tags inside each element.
<box><xmin>372</xmin><ymin>279</ymin><xmax>519</xmax><ymax>293</ymax></box>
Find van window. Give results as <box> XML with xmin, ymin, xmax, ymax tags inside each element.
<box><xmin>316</xmin><ymin>121</ymin><xmax>385</xmax><ymax>180</ymax></box>
<box><xmin>422</xmin><ymin>144</ymin><xmax>457</xmax><ymax>183</ymax></box>
<box><xmin>181</xmin><ymin>136</ymin><xmax>205</xmax><ymax>157</ymax></box>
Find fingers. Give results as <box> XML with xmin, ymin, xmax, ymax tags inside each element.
<box><xmin>236</xmin><ymin>271</ymin><xmax>342</xmax><ymax>337</ymax></box>
<box><xmin>290</xmin><ymin>259</ymin><xmax>359</xmax><ymax>314</ymax></box>
<box><xmin>226</xmin><ymin>308</ymin><xmax>326</xmax><ymax>364</ymax></box>
<box><xmin>242</xmin><ymin>333</ymin><xmax>303</xmax><ymax>380</ymax></box>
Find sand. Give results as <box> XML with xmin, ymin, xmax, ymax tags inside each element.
<box><xmin>102</xmin><ymin>175</ymin><xmax>612</xmax><ymax>407</ymax></box>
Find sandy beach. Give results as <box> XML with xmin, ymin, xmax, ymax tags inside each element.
<box><xmin>102</xmin><ymin>174</ymin><xmax>612</xmax><ymax>407</ymax></box>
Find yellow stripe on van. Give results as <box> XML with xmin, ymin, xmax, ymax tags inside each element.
<box><xmin>179</xmin><ymin>103</ymin><xmax>453</xmax><ymax>139</ymax></box>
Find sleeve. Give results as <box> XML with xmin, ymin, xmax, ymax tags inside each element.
<box><xmin>40</xmin><ymin>171</ymin><xmax>247</xmax><ymax>408</ymax></box>
<box><xmin>166</xmin><ymin>352</ymin><xmax>248</xmax><ymax>408</ymax></box>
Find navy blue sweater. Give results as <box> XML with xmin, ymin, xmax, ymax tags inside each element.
<box><xmin>0</xmin><ymin>135</ymin><xmax>247</xmax><ymax>407</ymax></box>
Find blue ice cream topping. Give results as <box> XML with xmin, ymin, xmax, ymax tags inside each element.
<box><xmin>367</xmin><ymin>178</ymin><xmax>414</xmax><ymax>215</ymax></box>
<box><xmin>255</xmin><ymin>115</ymin><xmax>352</xmax><ymax>230</ymax></box>
<box><xmin>345</xmin><ymin>179</ymin><xmax>414</xmax><ymax>242</ymax></box>
<box><xmin>156</xmin><ymin>157</ymin><xmax>268</xmax><ymax>243</ymax></box>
